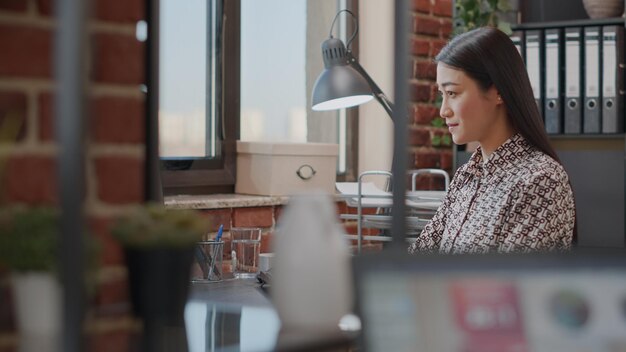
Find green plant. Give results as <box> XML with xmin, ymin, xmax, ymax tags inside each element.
<box><xmin>0</xmin><ymin>206</ymin><xmax>59</xmax><ymax>272</ymax></box>
<box><xmin>454</xmin><ymin>0</ymin><xmax>512</xmax><ymax>35</ymax></box>
<box><xmin>111</xmin><ymin>203</ymin><xmax>210</xmax><ymax>248</ymax></box>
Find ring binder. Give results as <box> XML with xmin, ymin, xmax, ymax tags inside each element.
<box><xmin>584</xmin><ymin>26</ymin><xmax>601</xmax><ymax>134</ymax></box>
<box><xmin>544</xmin><ymin>29</ymin><xmax>563</xmax><ymax>134</ymax></box>
<box><xmin>601</xmin><ymin>25</ymin><xmax>624</xmax><ymax>134</ymax></box>
<box><xmin>525</xmin><ymin>30</ymin><xmax>544</xmax><ymax>119</ymax></box>
<box><xmin>564</xmin><ymin>27</ymin><xmax>583</xmax><ymax>134</ymax></box>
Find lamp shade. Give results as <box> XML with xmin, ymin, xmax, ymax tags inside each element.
<box><xmin>311</xmin><ymin>38</ymin><xmax>373</xmax><ymax>111</ymax></box>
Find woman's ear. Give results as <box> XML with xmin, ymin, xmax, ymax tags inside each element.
<box><xmin>491</xmin><ymin>86</ymin><xmax>504</xmax><ymax>105</ymax></box>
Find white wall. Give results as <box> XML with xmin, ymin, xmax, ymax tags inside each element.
<box><xmin>358</xmin><ymin>0</ymin><xmax>394</xmax><ymax>185</ymax></box>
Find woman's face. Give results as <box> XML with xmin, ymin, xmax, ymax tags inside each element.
<box><xmin>436</xmin><ymin>63</ymin><xmax>503</xmax><ymax>146</ymax></box>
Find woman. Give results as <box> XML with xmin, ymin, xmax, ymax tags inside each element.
<box><xmin>408</xmin><ymin>27</ymin><xmax>575</xmax><ymax>254</ymax></box>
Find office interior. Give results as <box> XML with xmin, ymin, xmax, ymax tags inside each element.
<box><xmin>0</xmin><ymin>0</ymin><xmax>626</xmax><ymax>351</ymax></box>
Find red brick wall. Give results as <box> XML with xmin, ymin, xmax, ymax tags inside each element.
<box><xmin>409</xmin><ymin>0</ymin><xmax>453</xmax><ymax>189</ymax></box>
<box><xmin>0</xmin><ymin>0</ymin><xmax>145</xmax><ymax>350</ymax></box>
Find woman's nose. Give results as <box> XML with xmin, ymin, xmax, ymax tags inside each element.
<box><xmin>440</xmin><ymin>105</ymin><xmax>452</xmax><ymax>119</ymax></box>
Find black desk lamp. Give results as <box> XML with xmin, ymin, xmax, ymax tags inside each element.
<box><xmin>311</xmin><ymin>10</ymin><xmax>395</xmax><ymax>120</ymax></box>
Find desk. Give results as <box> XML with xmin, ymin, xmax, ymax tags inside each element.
<box><xmin>184</xmin><ymin>278</ymin><xmax>357</xmax><ymax>352</ymax></box>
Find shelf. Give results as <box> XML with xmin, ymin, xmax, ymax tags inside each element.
<box><xmin>511</xmin><ymin>17</ymin><xmax>624</xmax><ymax>30</ymax></box>
<box><xmin>549</xmin><ymin>134</ymin><xmax>626</xmax><ymax>140</ymax></box>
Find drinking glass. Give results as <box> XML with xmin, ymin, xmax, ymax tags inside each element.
<box><xmin>230</xmin><ymin>227</ymin><xmax>262</xmax><ymax>278</ymax></box>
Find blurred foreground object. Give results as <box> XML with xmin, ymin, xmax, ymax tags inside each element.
<box><xmin>272</xmin><ymin>191</ymin><xmax>353</xmax><ymax>331</ymax></box>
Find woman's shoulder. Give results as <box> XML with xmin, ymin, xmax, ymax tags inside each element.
<box><xmin>514</xmin><ymin>148</ymin><xmax>570</xmax><ymax>185</ymax></box>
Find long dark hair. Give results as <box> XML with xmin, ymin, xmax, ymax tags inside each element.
<box><xmin>435</xmin><ymin>27</ymin><xmax>561</xmax><ymax>163</ymax></box>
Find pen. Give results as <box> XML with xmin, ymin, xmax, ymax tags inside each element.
<box><xmin>208</xmin><ymin>224</ymin><xmax>224</xmax><ymax>279</ymax></box>
<box><xmin>216</xmin><ymin>224</ymin><xmax>224</xmax><ymax>241</ymax></box>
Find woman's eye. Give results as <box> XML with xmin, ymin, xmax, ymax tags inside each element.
<box><xmin>446</xmin><ymin>91</ymin><xmax>457</xmax><ymax>97</ymax></box>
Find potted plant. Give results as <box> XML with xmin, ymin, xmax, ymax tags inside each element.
<box><xmin>454</xmin><ymin>0</ymin><xmax>513</xmax><ymax>35</ymax></box>
<box><xmin>0</xmin><ymin>206</ymin><xmax>61</xmax><ymax>336</ymax></box>
<box><xmin>0</xmin><ymin>206</ymin><xmax>100</xmax><ymax>337</ymax></box>
<box><xmin>111</xmin><ymin>204</ymin><xmax>209</xmax><ymax>327</ymax></box>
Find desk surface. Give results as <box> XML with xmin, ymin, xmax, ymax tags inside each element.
<box><xmin>185</xmin><ymin>278</ymin><xmax>356</xmax><ymax>352</ymax></box>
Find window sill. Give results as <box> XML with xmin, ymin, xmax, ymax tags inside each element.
<box><xmin>164</xmin><ymin>193</ymin><xmax>290</xmax><ymax>210</ymax></box>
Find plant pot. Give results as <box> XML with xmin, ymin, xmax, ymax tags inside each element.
<box><xmin>124</xmin><ymin>247</ymin><xmax>194</xmax><ymax>326</ymax></box>
<box><xmin>11</xmin><ymin>272</ymin><xmax>62</xmax><ymax>335</ymax></box>
<box><xmin>582</xmin><ymin>0</ymin><xmax>624</xmax><ymax>19</ymax></box>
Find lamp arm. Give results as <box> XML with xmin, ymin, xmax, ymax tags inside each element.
<box><xmin>346</xmin><ymin>51</ymin><xmax>395</xmax><ymax>121</ymax></box>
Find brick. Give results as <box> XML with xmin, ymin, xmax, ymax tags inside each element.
<box><xmin>88</xmin><ymin>217</ymin><xmax>125</xmax><ymax>266</ymax></box>
<box><xmin>260</xmin><ymin>231</ymin><xmax>273</xmax><ymax>253</ymax></box>
<box><xmin>4</xmin><ymin>155</ymin><xmax>57</xmax><ymax>204</ymax></box>
<box><xmin>95</xmin><ymin>156</ymin><xmax>144</xmax><ymax>204</ymax></box>
<box><xmin>36</xmin><ymin>0</ymin><xmax>52</xmax><ymax>16</ymax></box>
<box><xmin>440</xmin><ymin>19</ymin><xmax>453</xmax><ymax>38</ymax></box>
<box><xmin>0</xmin><ymin>25</ymin><xmax>52</xmax><ymax>78</ymax></box>
<box><xmin>413</xmin><ymin>16</ymin><xmax>440</xmax><ymax>37</ymax></box>
<box><xmin>87</xmin><ymin>329</ymin><xmax>133</xmax><ymax>352</ymax></box>
<box><xmin>410</xmin><ymin>82</ymin><xmax>432</xmax><ymax>103</ymax></box>
<box><xmin>361</xmin><ymin>243</ymin><xmax>384</xmax><ymax>253</ymax></box>
<box><xmin>200</xmin><ymin>209</ymin><xmax>231</xmax><ymax>232</ymax></box>
<box><xmin>412</xmin><ymin>175</ymin><xmax>431</xmax><ymax>190</ymax></box>
<box><xmin>440</xmin><ymin>150</ymin><xmax>453</xmax><ymax>170</ymax></box>
<box><xmin>92</xmin><ymin>275</ymin><xmax>129</xmax><ymax>309</ymax></box>
<box><xmin>0</xmin><ymin>0</ymin><xmax>27</xmax><ymax>12</ymax></box>
<box><xmin>92</xmin><ymin>96</ymin><xmax>145</xmax><ymax>144</ymax></box>
<box><xmin>432</xmin><ymin>39</ymin><xmax>447</xmax><ymax>57</ymax></box>
<box><xmin>408</xmin><ymin>128</ymin><xmax>430</xmax><ymax>147</ymax></box>
<box><xmin>413</xmin><ymin>104</ymin><xmax>439</xmax><ymax>125</ymax></box>
<box><xmin>414</xmin><ymin>60</ymin><xmax>436</xmax><ymax>80</ymax></box>
<box><xmin>0</xmin><ymin>91</ymin><xmax>27</xmax><ymax>141</ymax></box>
<box><xmin>38</xmin><ymin>92</ymin><xmax>54</xmax><ymax>141</ymax></box>
<box><xmin>344</xmin><ymin>223</ymin><xmax>358</xmax><ymax>235</ymax></box>
<box><xmin>413</xmin><ymin>173</ymin><xmax>448</xmax><ymax>191</ymax></box>
<box><xmin>433</xmin><ymin>0</ymin><xmax>453</xmax><ymax>17</ymax></box>
<box><xmin>94</xmin><ymin>0</ymin><xmax>144</xmax><ymax>23</ymax></box>
<box><xmin>92</xmin><ymin>33</ymin><xmax>144</xmax><ymax>85</ymax></box>
<box><xmin>411</xmin><ymin>37</ymin><xmax>430</xmax><ymax>57</ymax></box>
<box><xmin>414</xmin><ymin>151</ymin><xmax>441</xmax><ymax>168</ymax></box>
<box><xmin>274</xmin><ymin>206</ymin><xmax>283</xmax><ymax>224</ymax></box>
<box><xmin>232</xmin><ymin>207</ymin><xmax>273</xmax><ymax>227</ymax></box>
<box><xmin>412</xmin><ymin>0</ymin><xmax>430</xmax><ymax>14</ymax></box>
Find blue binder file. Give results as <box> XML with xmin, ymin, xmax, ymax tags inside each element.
<box><xmin>564</xmin><ymin>27</ymin><xmax>583</xmax><ymax>134</ymax></box>
<box><xmin>584</xmin><ymin>26</ymin><xmax>601</xmax><ymax>134</ymax></box>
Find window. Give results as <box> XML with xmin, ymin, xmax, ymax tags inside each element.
<box><xmin>156</xmin><ymin>0</ymin><xmax>358</xmax><ymax>196</ymax></box>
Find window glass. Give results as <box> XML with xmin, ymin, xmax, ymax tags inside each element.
<box><xmin>240</xmin><ymin>0</ymin><xmax>350</xmax><ymax>173</ymax></box>
<box><xmin>159</xmin><ymin>0</ymin><xmax>219</xmax><ymax>159</ymax></box>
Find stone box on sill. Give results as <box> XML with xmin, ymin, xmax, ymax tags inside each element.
<box><xmin>235</xmin><ymin>141</ymin><xmax>339</xmax><ymax>196</ymax></box>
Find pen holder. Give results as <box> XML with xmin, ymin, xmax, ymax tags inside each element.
<box><xmin>191</xmin><ymin>240</ymin><xmax>224</xmax><ymax>282</ymax></box>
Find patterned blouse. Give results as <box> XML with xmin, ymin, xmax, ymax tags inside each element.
<box><xmin>408</xmin><ymin>134</ymin><xmax>575</xmax><ymax>254</ymax></box>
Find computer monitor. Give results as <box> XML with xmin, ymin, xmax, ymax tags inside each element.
<box><xmin>353</xmin><ymin>249</ymin><xmax>626</xmax><ymax>352</ymax></box>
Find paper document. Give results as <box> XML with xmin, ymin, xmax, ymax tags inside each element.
<box><xmin>336</xmin><ymin>182</ymin><xmax>444</xmax><ymax>210</ymax></box>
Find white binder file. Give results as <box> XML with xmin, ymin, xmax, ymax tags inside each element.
<box><xmin>602</xmin><ymin>25</ymin><xmax>624</xmax><ymax>134</ymax></box>
<box><xmin>526</xmin><ymin>30</ymin><xmax>543</xmax><ymax>119</ymax></box>
<box><xmin>584</xmin><ymin>26</ymin><xmax>601</xmax><ymax>133</ymax></box>
<box><xmin>544</xmin><ymin>29</ymin><xmax>562</xmax><ymax>134</ymax></box>
<box><xmin>511</xmin><ymin>30</ymin><xmax>524</xmax><ymax>58</ymax></box>
<box><xmin>564</xmin><ymin>27</ymin><xmax>582</xmax><ymax>134</ymax></box>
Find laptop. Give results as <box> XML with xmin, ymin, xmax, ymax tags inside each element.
<box><xmin>353</xmin><ymin>249</ymin><xmax>626</xmax><ymax>352</ymax></box>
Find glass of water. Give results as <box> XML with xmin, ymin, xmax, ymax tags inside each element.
<box><xmin>231</xmin><ymin>227</ymin><xmax>262</xmax><ymax>278</ymax></box>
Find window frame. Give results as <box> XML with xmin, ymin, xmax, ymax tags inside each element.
<box><xmin>155</xmin><ymin>0</ymin><xmax>359</xmax><ymax>196</ymax></box>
